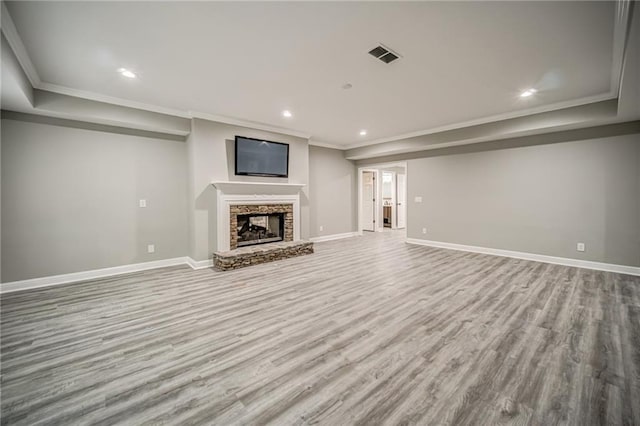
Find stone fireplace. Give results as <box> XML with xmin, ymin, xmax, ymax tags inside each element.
<box><xmin>211</xmin><ymin>181</ymin><xmax>304</xmax><ymax>252</ymax></box>
<box><xmin>211</xmin><ymin>181</ymin><xmax>313</xmax><ymax>270</ymax></box>
<box><xmin>230</xmin><ymin>204</ymin><xmax>293</xmax><ymax>250</ymax></box>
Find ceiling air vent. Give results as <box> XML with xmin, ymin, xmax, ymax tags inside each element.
<box><xmin>368</xmin><ymin>44</ymin><xmax>400</xmax><ymax>64</ymax></box>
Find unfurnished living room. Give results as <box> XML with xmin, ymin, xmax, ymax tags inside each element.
<box><xmin>1</xmin><ymin>1</ymin><xmax>639</xmax><ymax>425</ymax></box>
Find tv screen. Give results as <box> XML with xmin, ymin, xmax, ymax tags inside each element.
<box><xmin>235</xmin><ymin>136</ymin><xmax>289</xmax><ymax>177</ymax></box>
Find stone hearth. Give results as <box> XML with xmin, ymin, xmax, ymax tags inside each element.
<box><xmin>213</xmin><ymin>241</ymin><xmax>314</xmax><ymax>271</ymax></box>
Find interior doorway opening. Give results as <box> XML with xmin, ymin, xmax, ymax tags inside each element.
<box><xmin>362</xmin><ymin>171</ymin><xmax>376</xmax><ymax>232</ymax></box>
<box><xmin>358</xmin><ymin>162</ymin><xmax>407</xmax><ymax>235</ymax></box>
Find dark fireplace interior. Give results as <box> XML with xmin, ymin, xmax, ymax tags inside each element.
<box><xmin>237</xmin><ymin>213</ymin><xmax>285</xmax><ymax>247</ymax></box>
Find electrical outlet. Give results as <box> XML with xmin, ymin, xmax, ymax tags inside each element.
<box><xmin>422</xmin><ymin>228</ymin><xmax>427</xmax><ymax>234</ymax></box>
<box><xmin>147</xmin><ymin>244</ymin><xmax>155</xmax><ymax>253</ymax></box>
<box><xmin>139</xmin><ymin>199</ymin><xmax>147</xmax><ymax>208</ymax></box>
<box><xmin>414</xmin><ymin>196</ymin><xmax>423</xmax><ymax>203</ymax></box>
<box><xmin>319</xmin><ymin>225</ymin><xmax>323</xmax><ymax>232</ymax></box>
<box><xmin>576</xmin><ymin>242</ymin><xmax>585</xmax><ymax>252</ymax></box>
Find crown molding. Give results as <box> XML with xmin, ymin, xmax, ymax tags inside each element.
<box><xmin>190</xmin><ymin>111</ymin><xmax>311</xmax><ymax>140</ymax></box>
<box><xmin>344</xmin><ymin>2</ymin><xmax>632</xmax><ymax>150</ymax></box>
<box><xmin>344</xmin><ymin>91</ymin><xmax>618</xmax><ymax>150</ymax></box>
<box><xmin>1</xmin><ymin>1</ymin><xmax>41</xmax><ymax>87</ymax></box>
<box><xmin>2</xmin><ymin>0</ymin><xmax>631</xmax><ymax>150</ymax></box>
<box><xmin>612</xmin><ymin>0</ymin><xmax>633</xmax><ymax>97</ymax></box>
<box><xmin>38</xmin><ymin>82</ymin><xmax>192</xmax><ymax>118</ymax></box>
<box><xmin>347</xmin><ymin>117</ymin><xmax>640</xmax><ymax>161</ymax></box>
<box><xmin>1</xmin><ymin>110</ymin><xmax>188</xmax><ymax>141</ymax></box>
<box><xmin>39</xmin><ymin>84</ymin><xmax>311</xmax><ymax>140</ymax></box>
<box><xmin>2</xmin><ymin>6</ymin><xmax>311</xmax><ymax>141</ymax></box>
<box><xmin>308</xmin><ymin>140</ymin><xmax>346</xmax><ymax>150</ymax></box>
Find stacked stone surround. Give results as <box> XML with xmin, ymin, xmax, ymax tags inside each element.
<box><xmin>214</xmin><ymin>203</ymin><xmax>311</xmax><ymax>271</ymax></box>
<box><xmin>213</xmin><ymin>241</ymin><xmax>314</xmax><ymax>271</ymax></box>
<box><xmin>229</xmin><ymin>204</ymin><xmax>293</xmax><ymax>250</ymax></box>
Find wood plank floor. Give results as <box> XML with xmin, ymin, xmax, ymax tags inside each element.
<box><xmin>1</xmin><ymin>230</ymin><xmax>639</xmax><ymax>425</ymax></box>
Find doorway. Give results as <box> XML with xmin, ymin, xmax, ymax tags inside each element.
<box><xmin>361</xmin><ymin>171</ymin><xmax>376</xmax><ymax>232</ymax></box>
<box><xmin>397</xmin><ymin>173</ymin><xmax>406</xmax><ymax>229</ymax></box>
<box><xmin>358</xmin><ymin>162</ymin><xmax>407</xmax><ymax>235</ymax></box>
<box><xmin>382</xmin><ymin>172</ymin><xmax>395</xmax><ymax>228</ymax></box>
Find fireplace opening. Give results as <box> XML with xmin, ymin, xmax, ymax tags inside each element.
<box><xmin>237</xmin><ymin>213</ymin><xmax>285</xmax><ymax>247</ymax></box>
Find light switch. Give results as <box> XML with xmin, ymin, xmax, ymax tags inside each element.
<box><xmin>414</xmin><ymin>196</ymin><xmax>423</xmax><ymax>203</ymax></box>
<box><xmin>139</xmin><ymin>199</ymin><xmax>147</xmax><ymax>208</ymax></box>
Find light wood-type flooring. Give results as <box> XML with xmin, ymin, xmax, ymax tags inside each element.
<box><xmin>1</xmin><ymin>231</ymin><xmax>639</xmax><ymax>425</ymax></box>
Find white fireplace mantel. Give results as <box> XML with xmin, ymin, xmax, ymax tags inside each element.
<box><xmin>211</xmin><ymin>181</ymin><xmax>305</xmax><ymax>195</ymax></box>
<box><xmin>211</xmin><ymin>181</ymin><xmax>304</xmax><ymax>252</ymax></box>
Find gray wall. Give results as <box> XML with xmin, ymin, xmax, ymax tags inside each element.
<box><xmin>308</xmin><ymin>145</ymin><xmax>357</xmax><ymax>238</ymax></box>
<box><xmin>187</xmin><ymin>119</ymin><xmax>309</xmax><ymax>260</ymax></box>
<box><xmin>1</xmin><ymin>116</ymin><xmax>189</xmax><ymax>282</ymax></box>
<box><xmin>407</xmin><ymin>132</ymin><xmax>640</xmax><ymax>266</ymax></box>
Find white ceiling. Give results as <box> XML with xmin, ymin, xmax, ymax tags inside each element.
<box><xmin>5</xmin><ymin>1</ymin><xmax>617</xmax><ymax>147</ymax></box>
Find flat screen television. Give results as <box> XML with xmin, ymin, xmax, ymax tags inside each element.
<box><xmin>235</xmin><ymin>136</ymin><xmax>289</xmax><ymax>178</ymax></box>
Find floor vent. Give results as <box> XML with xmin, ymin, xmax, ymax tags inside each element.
<box><xmin>368</xmin><ymin>44</ymin><xmax>400</xmax><ymax>64</ymax></box>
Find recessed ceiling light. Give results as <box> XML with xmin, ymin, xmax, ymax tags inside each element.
<box><xmin>359</xmin><ymin>130</ymin><xmax>367</xmax><ymax>136</ymax></box>
<box><xmin>282</xmin><ymin>110</ymin><xmax>292</xmax><ymax>118</ymax></box>
<box><xmin>117</xmin><ymin>68</ymin><xmax>137</xmax><ymax>79</ymax></box>
<box><xmin>520</xmin><ymin>88</ymin><xmax>537</xmax><ymax>98</ymax></box>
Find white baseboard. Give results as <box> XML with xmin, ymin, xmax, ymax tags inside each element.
<box><xmin>186</xmin><ymin>257</ymin><xmax>214</xmax><ymax>270</ymax></box>
<box><xmin>0</xmin><ymin>257</ymin><xmax>190</xmax><ymax>294</ymax></box>
<box><xmin>7</xmin><ymin>236</ymin><xmax>635</xmax><ymax>294</ymax></box>
<box><xmin>309</xmin><ymin>232</ymin><xmax>359</xmax><ymax>243</ymax></box>
<box><xmin>406</xmin><ymin>238</ymin><xmax>640</xmax><ymax>276</ymax></box>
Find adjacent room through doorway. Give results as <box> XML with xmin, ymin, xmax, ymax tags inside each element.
<box><xmin>358</xmin><ymin>163</ymin><xmax>407</xmax><ymax>235</ymax></box>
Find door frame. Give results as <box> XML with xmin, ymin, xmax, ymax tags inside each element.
<box><xmin>396</xmin><ymin>172</ymin><xmax>407</xmax><ymax>229</ymax></box>
<box><xmin>382</xmin><ymin>170</ymin><xmax>397</xmax><ymax>229</ymax></box>
<box><xmin>357</xmin><ymin>161</ymin><xmax>408</xmax><ymax>235</ymax></box>
<box><xmin>358</xmin><ymin>168</ymin><xmax>379</xmax><ymax>233</ymax></box>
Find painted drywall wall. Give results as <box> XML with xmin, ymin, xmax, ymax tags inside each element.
<box><xmin>1</xmin><ymin>116</ymin><xmax>189</xmax><ymax>282</ymax></box>
<box><xmin>187</xmin><ymin>118</ymin><xmax>309</xmax><ymax>260</ymax></box>
<box><xmin>308</xmin><ymin>145</ymin><xmax>357</xmax><ymax>238</ymax></box>
<box><xmin>407</xmin><ymin>132</ymin><xmax>640</xmax><ymax>266</ymax></box>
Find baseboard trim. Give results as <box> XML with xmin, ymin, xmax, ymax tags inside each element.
<box><xmin>186</xmin><ymin>257</ymin><xmax>214</xmax><ymax>270</ymax></box>
<box><xmin>0</xmin><ymin>257</ymin><xmax>190</xmax><ymax>294</ymax></box>
<box><xmin>309</xmin><ymin>232</ymin><xmax>359</xmax><ymax>243</ymax></box>
<box><xmin>8</xmin><ymin>236</ymin><xmax>634</xmax><ymax>293</ymax></box>
<box><xmin>405</xmin><ymin>238</ymin><xmax>640</xmax><ymax>276</ymax></box>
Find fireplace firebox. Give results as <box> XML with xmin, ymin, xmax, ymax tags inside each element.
<box><xmin>229</xmin><ymin>204</ymin><xmax>293</xmax><ymax>250</ymax></box>
<box><xmin>236</xmin><ymin>213</ymin><xmax>285</xmax><ymax>247</ymax></box>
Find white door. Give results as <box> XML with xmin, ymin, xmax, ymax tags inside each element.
<box><xmin>362</xmin><ymin>171</ymin><xmax>375</xmax><ymax>231</ymax></box>
<box><xmin>396</xmin><ymin>174</ymin><xmax>406</xmax><ymax>229</ymax></box>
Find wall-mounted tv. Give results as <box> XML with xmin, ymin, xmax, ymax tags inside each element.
<box><xmin>235</xmin><ymin>136</ymin><xmax>289</xmax><ymax>178</ymax></box>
